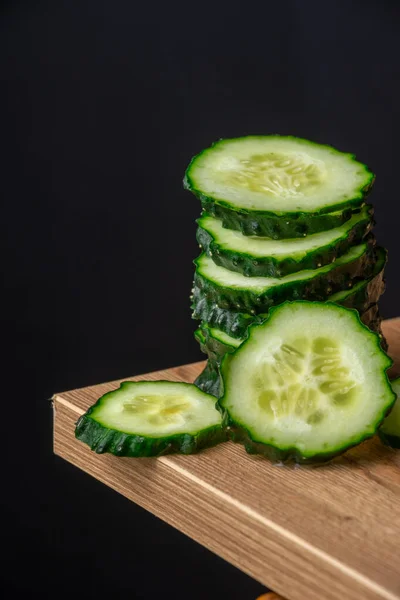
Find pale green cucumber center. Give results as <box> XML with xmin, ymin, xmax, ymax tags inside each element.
<box><xmin>224</xmin><ymin>303</ymin><xmax>392</xmax><ymax>455</ymax></box>
<box><xmin>123</xmin><ymin>394</ymin><xmax>191</xmax><ymax>427</ymax></box>
<box><xmin>93</xmin><ymin>382</ymin><xmax>221</xmax><ymax>436</ymax></box>
<box><xmin>217</xmin><ymin>152</ymin><xmax>326</xmax><ymax>197</ymax></box>
<box><xmin>252</xmin><ymin>336</ymin><xmax>359</xmax><ymax>427</ymax></box>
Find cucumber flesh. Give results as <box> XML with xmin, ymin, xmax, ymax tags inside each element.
<box><xmin>197</xmin><ymin>205</ymin><xmax>373</xmax><ymax>278</ymax></box>
<box><xmin>75</xmin><ymin>381</ymin><xmax>224</xmax><ymax>457</ymax></box>
<box><xmin>219</xmin><ymin>302</ymin><xmax>394</xmax><ymax>463</ymax></box>
<box><xmin>194</xmin><ymin>241</ymin><xmax>376</xmax><ymax>312</ymax></box>
<box><xmin>379</xmin><ymin>378</ymin><xmax>400</xmax><ymax>448</ymax></box>
<box><xmin>185</xmin><ymin>136</ymin><xmax>374</xmax><ymax>215</ymax></box>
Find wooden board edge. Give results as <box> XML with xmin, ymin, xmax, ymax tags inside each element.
<box><xmin>52</xmin><ymin>396</ymin><xmax>397</xmax><ymax>600</ymax></box>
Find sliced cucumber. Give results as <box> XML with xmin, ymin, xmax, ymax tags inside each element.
<box><xmin>185</xmin><ymin>136</ymin><xmax>374</xmax><ymax>217</ymax></box>
<box><xmin>194</xmin><ymin>240</ymin><xmax>376</xmax><ymax>312</ymax></box>
<box><xmin>379</xmin><ymin>378</ymin><xmax>400</xmax><ymax>449</ymax></box>
<box><xmin>75</xmin><ymin>381</ymin><xmax>225</xmax><ymax>457</ymax></box>
<box><xmin>197</xmin><ymin>205</ymin><xmax>373</xmax><ymax>278</ymax></box>
<box><xmin>199</xmin><ymin>200</ymin><xmax>366</xmax><ymax>240</ymax></box>
<box><xmin>219</xmin><ymin>302</ymin><xmax>395</xmax><ymax>463</ymax></box>
<box><xmin>192</xmin><ymin>246</ymin><xmax>386</xmax><ymax>339</ymax></box>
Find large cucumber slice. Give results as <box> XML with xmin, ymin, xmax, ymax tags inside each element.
<box><xmin>194</xmin><ymin>240</ymin><xmax>376</xmax><ymax>312</ymax></box>
<box><xmin>379</xmin><ymin>378</ymin><xmax>400</xmax><ymax>449</ymax></box>
<box><xmin>185</xmin><ymin>136</ymin><xmax>374</xmax><ymax>218</ymax></box>
<box><xmin>192</xmin><ymin>247</ymin><xmax>386</xmax><ymax>338</ymax></box>
<box><xmin>197</xmin><ymin>205</ymin><xmax>373</xmax><ymax>278</ymax></box>
<box><xmin>75</xmin><ymin>381</ymin><xmax>225</xmax><ymax>457</ymax></box>
<box><xmin>219</xmin><ymin>302</ymin><xmax>395</xmax><ymax>463</ymax></box>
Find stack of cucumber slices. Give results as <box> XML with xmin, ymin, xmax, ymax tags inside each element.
<box><xmin>186</xmin><ymin>136</ymin><xmax>388</xmax><ymax>394</ymax></box>
<box><xmin>75</xmin><ymin>135</ymin><xmax>399</xmax><ymax>463</ymax></box>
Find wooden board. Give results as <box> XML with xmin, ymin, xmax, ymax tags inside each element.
<box><xmin>53</xmin><ymin>319</ymin><xmax>400</xmax><ymax>600</ymax></box>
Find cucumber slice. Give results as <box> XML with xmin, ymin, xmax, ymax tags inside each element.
<box><xmin>197</xmin><ymin>205</ymin><xmax>373</xmax><ymax>278</ymax></box>
<box><xmin>219</xmin><ymin>302</ymin><xmax>395</xmax><ymax>463</ymax></box>
<box><xmin>185</xmin><ymin>136</ymin><xmax>374</xmax><ymax>217</ymax></box>
<box><xmin>379</xmin><ymin>378</ymin><xmax>400</xmax><ymax>449</ymax></box>
<box><xmin>192</xmin><ymin>247</ymin><xmax>386</xmax><ymax>339</ymax></box>
<box><xmin>194</xmin><ymin>240</ymin><xmax>376</xmax><ymax>312</ymax></box>
<box><xmin>75</xmin><ymin>381</ymin><xmax>225</xmax><ymax>457</ymax></box>
<box><xmin>199</xmin><ymin>199</ymin><xmax>366</xmax><ymax>240</ymax></box>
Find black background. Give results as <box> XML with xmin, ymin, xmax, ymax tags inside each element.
<box><xmin>2</xmin><ymin>1</ymin><xmax>400</xmax><ymax>598</ymax></box>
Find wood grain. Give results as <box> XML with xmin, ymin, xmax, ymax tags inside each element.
<box><xmin>53</xmin><ymin>318</ymin><xmax>400</xmax><ymax>600</ymax></box>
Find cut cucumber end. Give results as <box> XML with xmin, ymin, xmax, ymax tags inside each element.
<box><xmin>185</xmin><ymin>136</ymin><xmax>374</xmax><ymax>215</ymax></box>
<box><xmin>75</xmin><ymin>381</ymin><xmax>225</xmax><ymax>457</ymax></box>
<box><xmin>219</xmin><ymin>302</ymin><xmax>395</xmax><ymax>463</ymax></box>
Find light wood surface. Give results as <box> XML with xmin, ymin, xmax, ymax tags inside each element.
<box><xmin>53</xmin><ymin>318</ymin><xmax>400</xmax><ymax>600</ymax></box>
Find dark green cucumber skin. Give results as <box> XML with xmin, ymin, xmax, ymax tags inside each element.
<box><xmin>194</xmin><ymin>240</ymin><xmax>377</xmax><ymax>313</ymax></box>
<box><xmin>75</xmin><ymin>413</ymin><xmax>225</xmax><ymax>456</ymax></box>
<box><xmin>194</xmin><ymin>361</ymin><xmax>222</xmax><ymax>398</ymax></box>
<box><xmin>218</xmin><ymin>303</ymin><xmax>395</xmax><ymax>464</ymax></box>
<box><xmin>75</xmin><ymin>385</ymin><xmax>226</xmax><ymax>457</ymax></box>
<box><xmin>378</xmin><ymin>431</ymin><xmax>400</xmax><ymax>449</ymax></box>
<box><xmin>184</xmin><ymin>136</ymin><xmax>375</xmax><ymax>232</ymax></box>
<box><xmin>192</xmin><ymin>284</ymin><xmax>263</xmax><ymax>339</ymax></box>
<box><xmin>197</xmin><ymin>200</ymin><xmax>360</xmax><ymax>240</ymax></box>
<box><xmin>197</xmin><ymin>208</ymin><xmax>373</xmax><ymax>278</ymax></box>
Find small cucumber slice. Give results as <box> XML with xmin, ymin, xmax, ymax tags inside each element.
<box><xmin>194</xmin><ymin>241</ymin><xmax>375</xmax><ymax>312</ymax></box>
<box><xmin>219</xmin><ymin>302</ymin><xmax>395</xmax><ymax>463</ymax></box>
<box><xmin>192</xmin><ymin>247</ymin><xmax>386</xmax><ymax>338</ymax></box>
<box><xmin>379</xmin><ymin>378</ymin><xmax>400</xmax><ymax>449</ymax></box>
<box><xmin>185</xmin><ymin>136</ymin><xmax>374</xmax><ymax>217</ymax></box>
<box><xmin>197</xmin><ymin>205</ymin><xmax>373</xmax><ymax>277</ymax></box>
<box><xmin>75</xmin><ymin>381</ymin><xmax>225</xmax><ymax>457</ymax></box>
